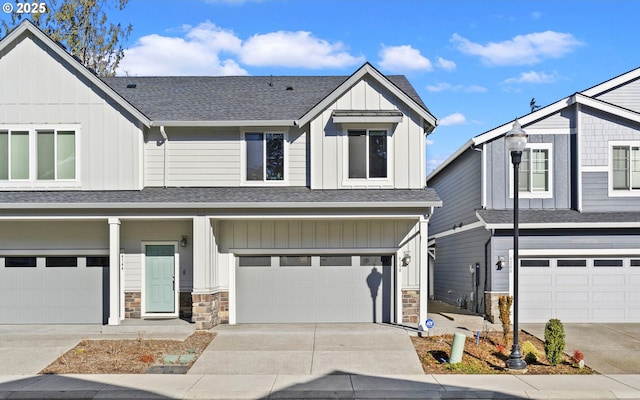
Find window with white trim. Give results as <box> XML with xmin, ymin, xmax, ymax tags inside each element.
<box><xmin>348</xmin><ymin>129</ymin><xmax>387</xmax><ymax>179</ymax></box>
<box><xmin>0</xmin><ymin>127</ymin><xmax>77</xmax><ymax>183</ymax></box>
<box><xmin>510</xmin><ymin>143</ymin><xmax>552</xmax><ymax>198</ymax></box>
<box><xmin>611</xmin><ymin>144</ymin><xmax>640</xmax><ymax>192</ymax></box>
<box><xmin>244</xmin><ymin>132</ymin><xmax>285</xmax><ymax>182</ymax></box>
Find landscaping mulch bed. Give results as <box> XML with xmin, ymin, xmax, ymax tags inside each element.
<box><xmin>412</xmin><ymin>330</ymin><xmax>594</xmax><ymax>374</ymax></box>
<box><xmin>40</xmin><ymin>331</ymin><xmax>215</xmax><ymax>374</ymax></box>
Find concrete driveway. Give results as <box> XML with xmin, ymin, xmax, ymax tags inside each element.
<box><xmin>521</xmin><ymin>323</ymin><xmax>640</xmax><ymax>374</ymax></box>
<box><xmin>188</xmin><ymin>323</ymin><xmax>424</xmax><ymax>375</ymax></box>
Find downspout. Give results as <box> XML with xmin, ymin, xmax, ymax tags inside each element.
<box><xmin>160</xmin><ymin>126</ymin><xmax>168</xmax><ymax>188</ymax></box>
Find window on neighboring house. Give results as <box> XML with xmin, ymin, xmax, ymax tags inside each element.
<box><xmin>245</xmin><ymin>132</ymin><xmax>284</xmax><ymax>181</ymax></box>
<box><xmin>511</xmin><ymin>143</ymin><xmax>552</xmax><ymax>197</ymax></box>
<box><xmin>0</xmin><ymin>128</ymin><xmax>77</xmax><ymax>182</ymax></box>
<box><xmin>348</xmin><ymin>129</ymin><xmax>387</xmax><ymax>179</ymax></box>
<box><xmin>612</xmin><ymin>145</ymin><xmax>640</xmax><ymax>191</ymax></box>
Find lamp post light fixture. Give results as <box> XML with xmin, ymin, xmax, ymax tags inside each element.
<box><xmin>505</xmin><ymin>119</ymin><xmax>528</xmax><ymax>371</ymax></box>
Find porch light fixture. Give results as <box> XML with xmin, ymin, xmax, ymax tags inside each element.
<box><xmin>401</xmin><ymin>252</ymin><xmax>411</xmax><ymax>267</ymax></box>
<box><xmin>180</xmin><ymin>236</ymin><xmax>188</xmax><ymax>247</ymax></box>
<box><xmin>505</xmin><ymin>119</ymin><xmax>528</xmax><ymax>371</ymax></box>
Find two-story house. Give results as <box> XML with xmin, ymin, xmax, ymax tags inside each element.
<box><xmin>0</xmin><ymin>21</ymin><xmax>440</xmax><ymax>329</ymax></box>
<box><xmin>427</xmin><ymin>67</ymin><xmax>640</xmax><ymax>323</ymax></box>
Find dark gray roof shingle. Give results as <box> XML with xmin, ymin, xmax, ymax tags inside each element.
<box><xmin>477</xmin><ymin>209</ymin><xmax>640</xmax><ymax>225</ymax></box>
<box><xmin>0</xmin><ymin>187</ymin><xmax>441</xmax><ymax>208</ymax></box>
<box><xmin>101</xmin><ymin>75</ymin><xmax>428</xmax><ymax>122</ymax></box>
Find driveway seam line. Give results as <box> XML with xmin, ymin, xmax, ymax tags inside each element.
<box><xmin>310</xmin><ymin>323</ymin><xmax>316</xmax><ymax>374</ymax></box>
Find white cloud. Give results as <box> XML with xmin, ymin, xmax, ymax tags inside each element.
<box><xmin>426</xmin><ymin>138</ymin><xmax>434</xmax><ymax>145</ymax></box>
<box><xmin>436</xmin><ymin>57</ymin><xmax>456</xmax><ymax>71</ymax></box>
<box><xmin>439</xmin><ymin>113</ymin><xmax>467</xmax><ymax>126</ymax></box>
<box><xmin>531</xmin><ymin>11</ymin><xmax>543</xmax><ymax>20</ymax></box>
<box><xmin>378</xmin><ymin>45</ymin><xmax>433</xmax><ymax>72</ymax></box>
<box><xmin>118</xmin><ymin>22</ymin><xmax>364</xmax><ymax>75</ymax></box>
<box><xmin>118</xmin><ymin>22</ymin><xmax>248</xmax><ymax>76</ymax></box>
<box><xmin>503</xmin><ymin>70</ymin><xmax>558</xmax><ymax>84</ymax></box>
<box><xmin>451</xmin><ymin>31</ymin><xmax>583</xmax><ymax>66</ymax></box>
<box><xmin>426</xmin><ymin>82</ymin><xmax>487</xmax><ymax>93</ymax></box>
<box><xmin>240</xmin><ymin>31</ymin><xmax>363</xmax><ymax>68</ymax></box>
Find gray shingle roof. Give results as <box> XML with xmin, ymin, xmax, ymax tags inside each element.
<box><xmin>101</xmin><ymin>75</ymin><xmax>428</xmax><ymax>122</ymax></box>
<box><xmin>0</xmin><ymin>187</ymin><xmax>441</xmax><ymax>209</ymax></box>
<box><xmin>477</xmin><ymin>209</ymin><xmax>640</xmax><ymax>225</ymax></box>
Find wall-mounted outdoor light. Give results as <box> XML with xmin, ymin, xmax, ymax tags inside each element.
<box><xmin>401</xmin><ymin>252</ymin><xmax>412</xmax><ymax>267</ymax></box>
<box><xmin>180</xmin><ymin>236</ymin><xmax>188</xmax><ymax>247</ymax></box>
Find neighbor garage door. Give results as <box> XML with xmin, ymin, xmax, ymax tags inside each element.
<box><xmin>520</xmin><ymin>256</ymin><xmax>640</xmax><ymax>322</ymax></box>
<box><xmin>236</xmin><ymin>254</ymin><xmax>394</xmax><ymax>323</ymax></box>
<box><xmin>0</xmin><ymin>256</ymin><xmax>109</xmax><ymax>324</ymax></box>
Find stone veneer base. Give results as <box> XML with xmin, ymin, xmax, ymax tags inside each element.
<box><xmin>192</xmin><ymin>291</ymin><xmax>229</xmax><ymax>330</ymax></box>
<box><xmin>485</xmin><ymin>292</ymin><xmax>509</xmax><ymax>323</ymax></box>
<box><xmin>402</xmin><ymin>289</ymin><xmax>420</xmax><ymax>324</ymax></box>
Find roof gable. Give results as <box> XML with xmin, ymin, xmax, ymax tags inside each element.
<box><xmin>0</xmin><ymin>20</ymin><xmax>150</xmax><ymax>127</ymax></box>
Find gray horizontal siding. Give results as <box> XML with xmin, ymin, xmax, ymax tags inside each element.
<box><xmin>433</xmin><ymin>227</ymin><xmax>490</xmax><ymax>310</ymax></box>
<box><xmin>596</xmin><ymin>77</ymin><xmax>640</xmax><ymax>113</ymax></box>
<box><xmin>485</xmin><ymin>134</ymin><xmax>571</xmax><ymax>210</ymax></box>
<box><xmin>582</xmin><ymin>171</ymin><xmax>640</xmax><ymax>211</ymax></box>
<box><xmin>428</xmin><ymin>148</ymin><xmax>481</xmax><ymax>234</ymax></box>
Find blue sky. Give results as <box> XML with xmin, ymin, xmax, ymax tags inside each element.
<box><xmin>6</xmin><ymin>0</ymin><xmax>640</xmax><ymax>173</ymax></box>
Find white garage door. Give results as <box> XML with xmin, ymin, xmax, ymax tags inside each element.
<box><xmin>0</xmin><ymin>256</ymin><xmax>109</xmax><ymax>324</ymax></box>
<box><xmin>520</xmin><ymin>256</ymin><xmax>640</xmax><ymax>323</ymax></box>
<box><xmin>236</xmin><ymin>254</ymin><xmax>394</xmax><ymax>323</ymax></box>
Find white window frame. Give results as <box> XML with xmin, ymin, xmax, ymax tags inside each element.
<box><xmin>240</xmin><ymin>130</ymin><xmax>288</xmax><ymax>186</ymax></box>
<box><xmin>609</xmin><ymin>141</ymin><xmax>640</xmax><ymax>197</ymax></box>
<box><xmin>342</xmin><ymin>126</ymin><xmax>394</xmax><ymax>187</ymax></box>
<box><xmin>509</xmin><ymin>142</ymin><xmax>553</xmax><ymax>199</ymax></box>
<box><xmin>0</xmin><ymin>125</ymin><xmax>80</xmax><ymax>188</ymax></box>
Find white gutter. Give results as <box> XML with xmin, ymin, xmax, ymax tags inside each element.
<box><xmin>160</xmin><ymin>126</ymin><xmax>169</xmax><ymax>188</ymax></box>
<box><xmin>150</xmin><ymin>120</ymin><xmax>297</xmax><ymax>127</ymax></box>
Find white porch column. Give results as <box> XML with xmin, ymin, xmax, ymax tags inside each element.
<box><xmin>419</xmin><ymin>215</ymin><xmax>429</xmax><ymax>328</ymax></box>
<box><xmin>192</xmin><ymin>215</ymin><xmax>212</xmax><ymax>293</ymax></box>
<box><xmin>108</xmin><ymin>218</ymin><xmax>121</xmax><ymax>325</ymax></box>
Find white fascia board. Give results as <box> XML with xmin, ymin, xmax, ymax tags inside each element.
<box><xmin>483</xmin><ymin>221</ymin><xmax>640</xmax><ymax>229</ymax></box>
<box><xmin>581</xmin><ymin>66</ymin><xmax>640</xmax><ymax>97</ymax></box>
<box><xmin>574</xmin><ymin>94</ymin><xmax>640</xmax><ymax>124</ymax></box>
<box><xmin>297</xmin><ymin>63</ymin><xmax>436</xmax><ymax>129</ymax></box>
<box><xmin>332</xmin><ymin>115</ymin><xmax>404</xmax><ymax>124</ymax></box>
<box><xmin>0</xmin><ymin>200</ymin><xmax>442</xmax><ymax>210</ymax></box>
<box><xmin>150</xmin><ymin>120</ymin><xmax>296</xmax><ymax>127</ymax></box>
<box><xmin>426</xmin><ymin>139</ymin><xmax>474</xmax><ymax>182</ymax></box>
<box><xmin>472</xmin><ymin>96</ymin><xmax>575</xmax><ymax>146</ymax></box>
<box><xmin>2</xmin><ymin>22</ymin><xmax>151</xmax><ymax>127</ymax></box>
<box><xmin>428</xmin><ymin>220</ymin><xmax>485</xmax><ymax>240</ymax></box>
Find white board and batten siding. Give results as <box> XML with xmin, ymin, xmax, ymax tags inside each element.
<box><xmin>144</xmin><ymin>127</ymin><xmax>308</xmax><ymax>187</ymax></box>
<box><xmin>0</xmin><ymin>33</ymin><xmax>143</xmax><ymax>190</ymax></box>
<box><xmin>309</xmin><ymin>76</ymin><xmax>426</xmax><ymax>190</ymax></box>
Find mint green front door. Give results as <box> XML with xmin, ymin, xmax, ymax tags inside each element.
<box><xmin>145</xmin><ymin>245</ymin><xmax>175</xmax><ymax>313</ymax></box>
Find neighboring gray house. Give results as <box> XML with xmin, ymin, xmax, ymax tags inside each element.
<box><xmin>427</xmin><ymin>67</ymin><xmax>640</xmax><ymax>323</ymax></box>
<box><xmin>0</xmin><ymin>21</ymin><xmax>440</xmax><ymax>328</ymax></box>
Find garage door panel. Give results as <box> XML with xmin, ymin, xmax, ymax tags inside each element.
<box><xmin>557</xmin><ymin>308</ymin><xmax>589</xmax><ymax>321</ymax></box>
<box><xmin>593</xmin><ymin>291</ymin><xmax>625</xmax><ymax>303</ymax></box>
<box><xmin>557</xmin><ymin>291</ymin><xmax>589</xmax><ymax>302</ymax></box>
<box><xmin>236</xmin><ymin>255</ymin><xmax>393</xmax><ymax>323</ymax></box>
<box><xmin>593</xmin><ymin>275</ymin><xmax>625</xmax><ymax>286</ymax></box>
<box><xmin>522</xmin><ymin>275</ymin><xmax>552</xmax><ymax>286</ymax></box>
<box><xmin>556</xmin><ymin>274</ymin><xmax>588</xmax><ymax>285</ymax></box>
<box><xmin>592</xmin><ymin>308</ymin><xmax>626</xmax><ymax>321</ymax></box>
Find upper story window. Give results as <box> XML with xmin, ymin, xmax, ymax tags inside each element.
<box><xmin>244</xmin><ymin>132</ymin><xmax>285</xmax><ymax>182</ymax></box>
<box><xmin>348</xmin><ymin>129</ymin><xmax>387</xmax><ymax>179</ymax></box>
<box><xmin>510</xmin><ymin>143</ymin><xmax>552</xmax><ymax>198</ymax></box>
<box><xmin>0</xmin><ymin>127</ymin><xmax>78</xmax><ymax>185</ymax></box>
<box><xmin>611</xmin><ymin>143</ymin><xmax>640</xmax><ymax>194</ymax></box>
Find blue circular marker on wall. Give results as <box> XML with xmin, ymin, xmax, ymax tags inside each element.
<box><xmin>425</xmin><ymin>318</ymin><xmax>435</xmax><ymax>329</ymax></box>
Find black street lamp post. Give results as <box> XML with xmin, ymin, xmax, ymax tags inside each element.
<box><xmin>505</xmin><ymin>120</ymin><xmax>528</xmax><ymax>371</ymax></box>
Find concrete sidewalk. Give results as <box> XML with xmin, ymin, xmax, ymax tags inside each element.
<box><xmin>1</xmin><ymin>373</ymin><xmax>640</xmax><ymax>399</ymax></box>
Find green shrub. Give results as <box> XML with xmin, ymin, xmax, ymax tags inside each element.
<box><xmin>521</xmin><ymin>340</ymin><xmax>538</xmax><ymax>364</ymax></box>
<box><xmin>544</xmin><ymin>319</ymin><xmax>566</xmax><ymax>366</ymax></box>
<box><xmin>498</xmin><ymin>296</ymin><xmax>513</xmax><ymax>344</ymax></box>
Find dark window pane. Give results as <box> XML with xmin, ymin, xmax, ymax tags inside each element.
<box><xmin>265</xmin><ymin>133</ymin><xmax>284</xmax><ymax>180</ymax></box>
<box><xmin>369</xmin><ymin>131</ymin><xmax>387</xmax><ymax>178</ymax></box>
<box><xmin>46</xmin><ymin>257</ymin><xmax>77</xmax><ymax>268</ymax></box>
<box><xmin>280</xmin><ymin>256</ymin><xmax>311</xmax><ymax>267</ymax></box>
<box><xmin>557</xmin><ymin>259</ymin><xmax>586</xmax><ymax>267</ymax></box>
<box><xmin>320</xmin><ymin>256</ymin><xmax>352</xmax><ymax>266</ymax></box>
<box><xmin>594</xmin><ymin>259</ymin><xmax>623</xmax><ymax>267</ymax></box>
<box><xmin>521</xmin><ymin>259</ymin><xmax>550</xmax><ymax>267</ymax></box>
<box><xmin>348</xmin><ymin>130</ymin><xmax>366</xmax><ymax>178</ymax></box>
<box><xmin>361</xmin><ymin>255</ymin><xmax>392</xmax><ymax>267</ymax></box>
<box><xmin>613</xmin><ymin>146</ymin><xmax>630</xmax><ymax>190</ymax></box>
<box><xmin>246</xmin><ymin>133</ymin><xmax>264</xmax><ymax>181</ymax></box>
<box><xmin>238</xmin><ymin>256</ymin><xmax>271</xmax><ymax>267</ymax></box>
<box><xmin>5</xmin><ymin>257</ymin><xmax>36</xmax><ymax>267</ymax></box>
<box><xmin>87</xmin><ymin>256</ymin><xmax>109</xmax><ymax>267</ymax></box>
<box><xmin>631</xmin><ymin>259</ymin><xmax>640</xmax><ymax>267</ymax></box>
